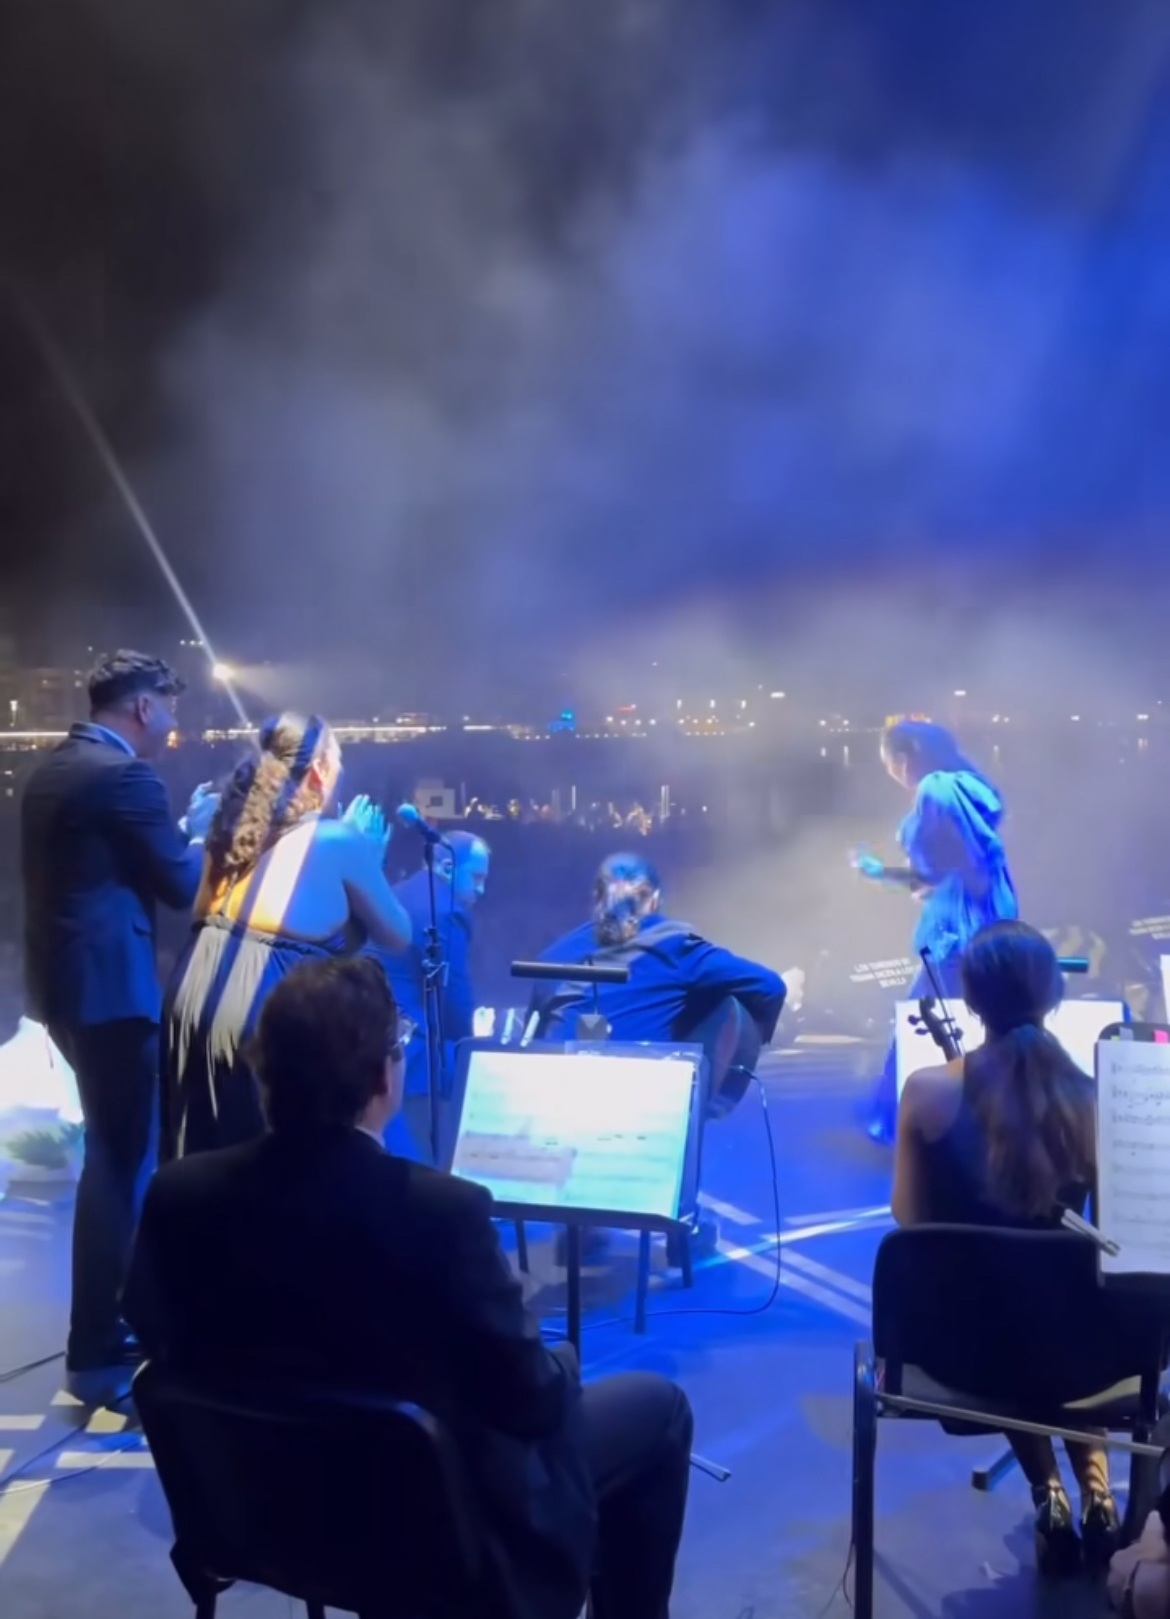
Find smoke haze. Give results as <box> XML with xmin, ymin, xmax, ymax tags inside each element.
<box><xmin>3</xmin><ymin>0</ymin><xmax>1170</xmax><ymax>716</ymax></box>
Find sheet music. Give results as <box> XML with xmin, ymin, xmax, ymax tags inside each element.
<box><xmin>894</xmin><ymin>998</ymin><xmax>1125</xmax><ymax>1097</ymax></box>
<box><xmin>450</xmin><ymin>1049</ymin><xmax>693</xmax><ymax>1219</ymax></box>
<box><xmin>1097</xmin><ymin>1040</ymin><xmax>1170</xmax><ymax>1276</ymax></box>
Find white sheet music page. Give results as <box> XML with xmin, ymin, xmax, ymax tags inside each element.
<box><xmin>1097</xmin><ymin>1039</ymin><xmax>1170</xmax><ymax>1276</ymax></box>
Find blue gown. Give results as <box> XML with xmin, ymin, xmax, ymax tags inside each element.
<box><xmin>871</xmin><ymin>770</ymin><xmax>1018</xmax><ymax>1142</ymax></box>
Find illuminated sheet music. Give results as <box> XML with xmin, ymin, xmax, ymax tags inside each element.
<box><xmin>450</xmin><ymin>1049</ymin><xmax>694</xmax><ymax>1219</ymax></box>
<box><xmin>895</xmin><ymin>998</ymin><xmax>1125</xmax><ymax>1098</ymax></box>
<box><xmin>1097</xmin><ymin>1040</ymin><xmax>1170</xmax><ymax>1276</ymax></box>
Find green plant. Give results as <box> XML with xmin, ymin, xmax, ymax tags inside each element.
<box><xmin>5</xmin><ymin>1123</ymin><xmax>84</xmax><ymax>1170</ymax></box>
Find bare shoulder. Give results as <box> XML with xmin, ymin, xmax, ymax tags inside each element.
<box><xmin>901</xmin><ymin>1057</ymin><xmax>964</xmax><ymax>1139</ymax></box>
<box><xmin>308</xmin><ymin>816</ymin><xmax>359</xmax><ymax>861</ymax></box>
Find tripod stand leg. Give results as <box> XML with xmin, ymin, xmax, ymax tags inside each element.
<box><xmin>514</xmin><ymin>1221</ymin><xmax>530</xmax><ymax>1274</ymax></box>
<box><xmin>971</xmin><ymin>1448</ymin><xmax>1018</xmax><ymax>1491</ymax></box>
<box><xmin>565</xmin><ymin>1225</ymin><xmax>582</xmax><ymax>1355</ymax></box>
<box><xmin>635</xmin><ymin>1231</ymin><xmax>651</xmax><ymax>1334</ymax></box>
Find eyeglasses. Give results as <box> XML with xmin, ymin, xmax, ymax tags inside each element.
<box><xmin>388</xmin><ymin>1015</ymin><xmax>416</xmax><ymax>1060</ymax></box>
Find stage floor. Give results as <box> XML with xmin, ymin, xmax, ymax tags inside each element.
<box><xmin>0</xmin><ymin>1050</ymin><xmax>1115</xmax><ymax>1618</ymax></box>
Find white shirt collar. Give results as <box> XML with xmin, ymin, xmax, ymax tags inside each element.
<box><xmin>356</xmin><ymin>1125</ymin><xmax>384</xmax><ymax>1148</ymax></box>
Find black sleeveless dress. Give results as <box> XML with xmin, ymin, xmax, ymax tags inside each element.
<box><xmin>163</xmin><ymin>912</ymin><xmax>351</xmax><ymax>1158</ymax></box>
<box><xmin>919</xmin><ymin>1095</ymin><xmax>1091</xmax><ymax>1228</ymax></box>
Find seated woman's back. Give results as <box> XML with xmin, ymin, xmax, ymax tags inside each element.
<box><xmin>898</xmin><ymin>1051</ymin><xmax>1093</xmax><ymax>1229</ymax></box>
<box><xmin>893</xmin><ymin>921</ymin><xmax>1096</xmax><ymax>1231</ymax></box>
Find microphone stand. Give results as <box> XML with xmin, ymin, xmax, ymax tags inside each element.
<box><xmin>421</xmin><ymin>843</ymin><xmax>446</xmax><ymax>1165</ymax></box>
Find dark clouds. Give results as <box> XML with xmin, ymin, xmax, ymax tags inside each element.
<box><xmin>3</xmin><ymin>1</ymin><xmax>1170</xmax><ymax>708</ymax></box>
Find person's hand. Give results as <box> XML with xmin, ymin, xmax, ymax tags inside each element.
<box><xmin>851</xmin><ymin>847</ymin><xmax>885</xmax><ymax>881</ymax></box>
<box><xmin>341</xmin><ymin>794</ymin><xmax>391</xmax><ymax>856</ymax></box>
<box><xmin>182</xmin><ymin>783</ymin><xmax>219</xmax><ymax>843</ymax></box>
<box><xmin>1108</xmin><ymin>1512</ymin><xmax>1170</xmax><ymax>1612</ymax></box>
<box><xmin>1109</xmin><ymin>1539</ymin><xmax>1140</xmax><ymax>1610</ymax></box>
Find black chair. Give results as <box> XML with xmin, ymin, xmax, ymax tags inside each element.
<box><xmin>852</xmin><ymin>1226</ymin><xmax>1170</xmax><ymax>1619</ymax></box>
<box><xmin>133</xmin><ymin>1360</ymin><xmax>506</xmax><ymax>1619</ymax></box>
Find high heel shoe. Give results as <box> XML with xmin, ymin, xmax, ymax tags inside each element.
<box><xmin>1032</xmin><ymin>1484</ymin><xmax>1081</xmax><ymax>1577</ymax></box>
<box><xmin>1080</xmin><ymin>1490</ymin><xmax>1121</xmax><ymax>1574</ymax></box>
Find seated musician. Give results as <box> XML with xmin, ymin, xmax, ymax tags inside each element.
<box><xmin>528</xmin><ymin>853</ymin><xmax>786</xmax><ymax>1257</ymax></box>
<box><xmin>125</xmin><ymin>957</ymin><xmax>694</xmax><ymax>1619</ymax></box>
<box><xmin>892</xmin><ymin>920</ymin><xmax>1114</xmax><ymax>1578</ymax></box>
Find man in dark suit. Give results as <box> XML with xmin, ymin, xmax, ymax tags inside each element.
<box><xmin>124</xmin><ymin>957</ymin><xmax>692</xmax><ymax>1619</ymax></box>
<box><xmin>368</xmin><ymin>830</ymin><xmax>489</xmax><ymax>1162</ymax></box>
<box><xmin>20</xmin><ymin>649</ymin><xmax>218</xmax><ymax>1373</ymax></box>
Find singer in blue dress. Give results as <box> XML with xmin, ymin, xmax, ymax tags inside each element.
<box><xmin>853</xmin><ymin>720</ymin><xmax>1018</xmax><ymax>1144</ymax></box>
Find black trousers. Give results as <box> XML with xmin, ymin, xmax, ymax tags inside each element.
<box><xmin>580</xmin><ymin>1371</ymin><xmax>693</xmax><ymax>1619</ymax></box>
<box><xmin>51</xmin><ymin>1019</ymin><xmax>158</xmax><ymax>1364</ymax></box>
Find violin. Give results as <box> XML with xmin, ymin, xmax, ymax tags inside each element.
<box><xmin>912</xmin><ymin>994</ymin><xmax>964</xmax><ymax>1061</ymax></box>
<box><xmin>909</xmin><ymin>946</ymin><xmax>965</xmax><ymax>1061</ymax></box>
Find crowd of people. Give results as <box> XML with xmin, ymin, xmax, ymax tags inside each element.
<box><xmin>15</xmin><ymin>646</ymin><xmax>1170</xmax><ymax>1615</ymax></box>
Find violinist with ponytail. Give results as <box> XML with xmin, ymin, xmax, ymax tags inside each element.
<box><xmin>892</xmin><ymin>921</ymin><xmax>1114</xmax><ymax>1576</ymax></box>
<box><xmin>163</xmin><ymin>714</ymin><xmax>411</xmax><ymax>1158</ymax></box>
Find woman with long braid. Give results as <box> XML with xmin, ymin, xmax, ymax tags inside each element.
<box><xmin>163</xmin><ymin>713</ymin><xmax>411</xmax><ymax>1156</ymax></box>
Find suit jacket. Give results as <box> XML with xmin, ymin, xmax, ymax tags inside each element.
<box><xmin>124</xmin><ymin>1128</ymin><xmax>596</xmax><ymax>1619</ymax></box>
<box><xmin>366</xmin><ymin>868</ymin><xmax>475</xmax><ymax>1096</ymax></box>
<box><xmin>529</xmin><ymin>915</ymin><xmax>787</xmax><ymax>1045</ymax></box>
<box><xmin>20</xmin><ymin>724</ymin><xmax>202</xmax><ymax>1028</ymax></box>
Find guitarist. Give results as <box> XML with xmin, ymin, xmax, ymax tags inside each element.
<box><xmin>528</xmin><ymin>852</ymin><xmax>786</xmax><ymax>1056</ymax></box>
<box><xmin>527</xmin><ymin>853</ymin><xmax>786</xmax><ymax>1260</ymax></box>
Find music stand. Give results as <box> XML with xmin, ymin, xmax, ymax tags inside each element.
<box><xmin>446</xmin><ymin>1038</ymin><xmax>702</xmax><ymax>1355</ymax></box>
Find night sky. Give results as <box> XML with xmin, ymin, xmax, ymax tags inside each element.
<box><xmin>3</xmin><ymin>0</ymin><xmax>1170</xmax><ymax>714</ymax></box>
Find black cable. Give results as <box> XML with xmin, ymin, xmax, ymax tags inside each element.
<box><xmin>0</xmin><ymin>1388</ymin><xmax>135</xmax><ymax>1493</ymax></box>
<box><xmin>0</xmin><ymin>1350</ymin><xmax>65</xmax><ymax>1385</ymax></box>
<box><xmin>814</xmin><ymin>1542</ymin><xmax>854</xmax><ymax>1616</ymax></box>
<box><xmin>539</xmin><ymin>1072</ymin><xmax>783</xmax><ymax>1337</ymax></box>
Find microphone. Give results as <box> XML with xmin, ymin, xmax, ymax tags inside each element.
<box><xmin>395</xmin><ymin>804</ymin><xmax>449</xmax><ymax>847</ymax></box>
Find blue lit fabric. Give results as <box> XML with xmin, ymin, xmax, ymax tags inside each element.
<box><xmin>900</xmin><ymin>770</ymin><xmax>1018</xmax><ymax>962</ymax></box>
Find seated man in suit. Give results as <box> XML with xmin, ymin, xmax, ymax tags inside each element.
<box><xmin>124</xmin><ymin>956</ymin><xmax>692</xmax><ymax>1619</ymax></box>
<box><xmin>366</xmin><ymin>830</ymin><xmax>489</xmax><ymax>1163</ymax></box>
<box><xmin>528</xmin><ymin>852</ymin><xmax>787</xmax><ymax>1261</ymax></box>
